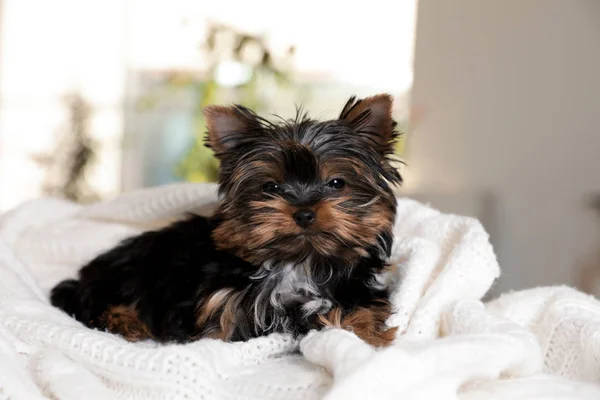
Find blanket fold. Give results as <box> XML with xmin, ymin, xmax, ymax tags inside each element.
<box><xmin>0</xmin><ymin>183</ymin><xmax>598</xmax><ymax>399</ymax></box>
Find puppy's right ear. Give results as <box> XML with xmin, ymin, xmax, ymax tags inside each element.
<box><xmin>203</xmin><ymin>105</ymin><xmax>260</xmax><ymax>158</ymax></box>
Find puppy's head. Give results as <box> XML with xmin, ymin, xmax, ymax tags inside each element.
<box><xmin>206</xmin><ymin>94</ymin><xmax>401</xmax><ymax>266</ymax></box>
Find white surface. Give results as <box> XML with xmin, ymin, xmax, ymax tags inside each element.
<box><xmin>0</xmin><ymin>183</ymin><xmax>599</xmax><ymax>399</ymax></box>
<box><xmin>408</xmin><ymin>0</ymin><xmax>600</xmax><ymax>291</ymax></box>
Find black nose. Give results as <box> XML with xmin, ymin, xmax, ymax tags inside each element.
<box><xmin>294</xmin><ymin>209</ymin><xmax>315</xmax><ymax>228</ymax></box>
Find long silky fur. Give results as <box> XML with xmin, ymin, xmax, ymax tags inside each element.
<box><xmin>50</xmin><ymin>94</ymin><xmax>403</xmax><ymax>345</ymax></box>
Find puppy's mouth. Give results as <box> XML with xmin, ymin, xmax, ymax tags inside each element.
<box><xmin>284</xmin><ymin>229</ymin><xmax>323</xmax><ymax>247</ymax></box>
<box><xmin>298</xmin><ymin>230</ymin><xmax>319</xmax><ymax>237</ymax></box>
<box><xmin>298</xmin><ymin>228</ymin><xmax>335</xmax><ymax>243</ymax></box>
<box><xmin>296</xmin><ymin>229</ymin><xmax>336</xmax><ymax>246</ymax></box>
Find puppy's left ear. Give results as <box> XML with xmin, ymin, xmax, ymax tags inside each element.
<box><xmin>339</xmin><ymin>94</ymin><xmax>397</xmax><ymax>155</ymax></box>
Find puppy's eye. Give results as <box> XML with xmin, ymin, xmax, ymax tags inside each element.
<box><xmin>327</xmin><ymin>178</ymin><xmax>345</xmax><ymax>189</ymax></box>
<box><xmin>263</xmin><ymin>182</ymin><xmax>283</xmax><ymax>194</ymax></box>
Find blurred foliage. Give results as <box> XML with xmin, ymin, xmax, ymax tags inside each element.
<box><xmin>170</xmin><ymin>24</ymin><xmax>295</xmax><ymax>182</ymax></box>
<box><xmin>395</xmin><ymin>119</ymin><xmax>408</xmax><ymax>157</ymax></box>
<box><xmin>136</xmin><ymin>23</ymin><xmax>408</xmax><ymax>184</ymax></box>
<box><xmin>32</xmin><ymin>92</ymin><xmax>99</xmax><ymax>203</ymax></box>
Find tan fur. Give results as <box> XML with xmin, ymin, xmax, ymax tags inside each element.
<box><xmin>204</xmin><ymin>106</ymin><xmax>251</xmax><ymax>154</ymax></box>
<box><xmin>230</xmin><ymin>160</ymin><xmax>284</xmax><ymax>187</ymax></box>
<box><xmin>321</xmin><ymin>158</ymin><xmax>376</xmax><ymax>187</ymax></box>
<box><xmin>195</xmin><ymin>289</ymin><xmax>244</xmax><ymax>341</ymax></box>
<box><xmin>211</xmin><ymin>139</ymin><xmax>395</xmax><ymax>266</ymax></box>
<box><xmin>214</xmin><ymin>198</ymin><xmax>304</xmax><ymax>263</ymax></box>
<box><xmin>196</xmin><ymin>288</ymin><xmax>234</xmax><ymax>327</ymax></box>
<box><xmin>248</xmin><ymin>198</ymin><xmax>300</xmax><ymax>249</ymax></box>
<box><xmin>339</xmin><ymin>94</ymin><xmax>395</xmax><ymax>153</ymax></box>
<box><xmin>100</xmin><ymin>305</ymin><xmax>153</xmax><ymax>342</ymax></box>
<box><xmin>219</xmin><ymin>292</ymin><xmax>242</xmax><ymax>339</ymax></box>
<box><xmin>319</xmin><ymin>302</ymin><xmax>397</xmax><ymax>347</ymax></box>
<box><xmin>316</xmin><ymin>199</ymin><xmax>393</xmax><ymax>262</ymax></box>
<box><xmin>215</xmin><ymin>195</ymin><xmax>393</xmax><ymax>265</ymax></box>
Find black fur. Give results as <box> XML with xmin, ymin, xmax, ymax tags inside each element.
<box><xmin>50</xmin><ymin>94</ymin><xmax>402</xmax><ymax>343</ymax></box>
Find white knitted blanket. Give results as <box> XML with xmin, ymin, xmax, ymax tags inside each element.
<box><xmin>1</xmin><ymin>183</ymin><xmax>600</xmax><ymax>400</ymax></box>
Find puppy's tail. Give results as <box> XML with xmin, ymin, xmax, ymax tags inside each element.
<box><xmin>50</xmin><ymin>279</ymin><xmax>82</xmax><ymax>320</ymax></box>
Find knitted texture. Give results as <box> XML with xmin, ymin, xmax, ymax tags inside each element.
<box><xmin>0</xmin><ymin>183</ymin><xmax>599</xmax><ymax>399</ymax></box>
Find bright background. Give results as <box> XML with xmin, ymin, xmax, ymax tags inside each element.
<box><xmin>0</xmin><ymin>0</ymin><xmax>416</xmax><ymax>207</ymax></box>
<box><xmin>2</xmin><ymin>0</ymin><xmax>600</xmax><ymax>297</ymax></box>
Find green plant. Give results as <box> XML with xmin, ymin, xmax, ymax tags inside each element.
<box><xmin>174</xmin><ymin>24</ymin><xmax>295</xmax><ymax>182</ymax></box>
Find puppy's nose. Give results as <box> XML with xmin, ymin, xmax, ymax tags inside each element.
<box><xmin>294</xmin><ymin>209</ymin><xmax>315</xmax><ymax>228</ymax></box>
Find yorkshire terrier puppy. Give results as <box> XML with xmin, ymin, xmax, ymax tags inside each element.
<box><xmin>50</xmin><ymin>94</ymin><xmax>402</xmax><ymax>346</ymax></box>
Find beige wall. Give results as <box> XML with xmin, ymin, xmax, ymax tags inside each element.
<box><xmin>408</xmin><ymin>0</ymin><xmax>600</xmax><ymax>291</ymax></box>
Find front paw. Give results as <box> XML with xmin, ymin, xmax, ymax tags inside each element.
<box><xmin>300</xmin><ymin>327</ymin><xmax>374</xmax><ymax>378</ymax></box>
<box><xmin>317</xmin><ymin>305</ymin><xmax>398</xmax><ymax>347</ymax></box>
